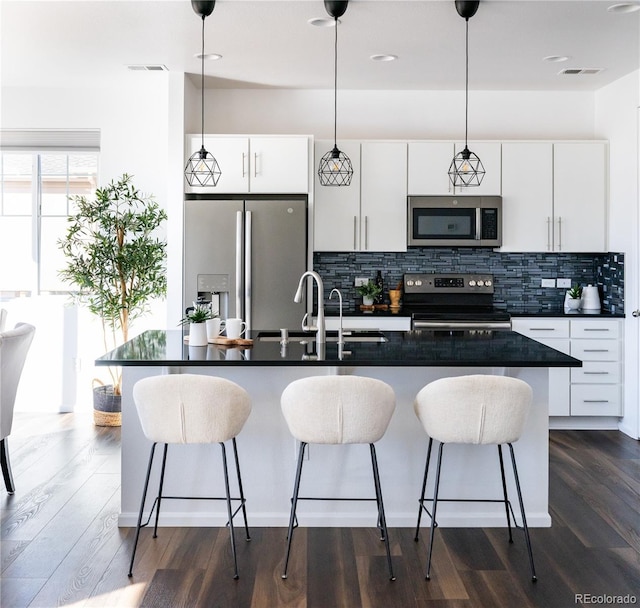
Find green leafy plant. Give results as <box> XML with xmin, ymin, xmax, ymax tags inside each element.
<box><xmin>58</xmin><ymin>173</ymin><xmax>167</xmax><ymax>395</ymax></box>
<box><xmin>179</xmin><ymin>304</ymin><xmax>217</xmax><ymax>326</ymax></box>
<box><xmin>356</xmin><ymin>280</ymin><xmax>383</xmax><ymax>298</ymax></box>
<box><xmin>568</xmin><ymin>285</ymin><xmax>583</xmax><ymax>299</ymax></box>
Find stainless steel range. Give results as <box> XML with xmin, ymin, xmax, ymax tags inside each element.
<box><xmin>403</xmin><ymin>273</ymin><xmax>511</xmax><ymax>330</ymax></box>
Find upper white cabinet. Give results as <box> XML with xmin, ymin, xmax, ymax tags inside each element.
<box><xmin>313</xmin><ymin>140</ymin><xmax>362</xmax><ymax>251</ymax></box>
<box><xmin>501</xmin><ymin>142</ymin><xmax>554</xmax><ymax>252</ymax></box>
<box><xmin>360</xmin><ymin>142</ymin><xmax>407</xmax><ymax>252</ymax></box>
<box><xmin>185</xmin><ymin>135</ymin><xmax>309</xmax><ymax>194</ymax></box>
<box><xmin>408</xmin><ymin>141</ymin><xmax>501</xmax><ymax>196</ymax></box>
<box><xmin>501</xmin><ymin>141</ymin><xmax>607</xmax><ymax>253</ymax></box>
<box><xmin>553</xmin><ymin>142</ymin><xmax>607</xmax><ymax>252</ymax></box>
<box><xmin>313</xmin><ymin>141</ymin><xmax>407</xmax><ymax>252</ymax></box>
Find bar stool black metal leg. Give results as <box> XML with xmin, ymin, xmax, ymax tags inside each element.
<box><xmin>282</xmin><ymin>441</ymin><xmax>306</xmax><ymax>579</ymax></box>
<box><xmin>153</xmin><ymin>444</ymin><xmax>169</xmax><ymax>538</ymax></box>
<box><xmin>498</xmin><ymin>444</ymin><xmax>513</xmax><ymax>543</ymax></box>
<box><xmin>425</xmin><ymin>442</ymin><xmax>444</xmax><ymax>581</ymax></box>
<box><xmin>508</xmin><ymin>443</ymin><xmax>537</xmax><ymax>582</ymax></box>
<box><xmin>220</xmin><ymin>442</ymin><xmax>240</xmax><ymax>579</ymax></box>
<box><xmin>1</xmin><ymin>438</ymin><xmax>15</xmax><ymax>495</ymax></box>
<box><xmin>414</xmin><ymin>437</ymin><xmax>433</xmax><ymax>541</ymax></box>
<box><xmin>370</xmin><ymin>443</ymin><xmax>396</xmax><ymax>581</ymax></box>
<box><xmin>232</xmin><ymin>437</ymin><xmax>251</xmax><ymax>542</ymax></box>
<box><xmin>128</xmin><ymin>442</ymin><xmax>157</xmax><ymax>577</ymax></box>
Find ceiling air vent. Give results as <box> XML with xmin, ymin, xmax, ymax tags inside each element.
<box><xmin>127</xmin><ymin>64</ymin><xmax>169</xmax><ymax>72</ymax></box>
<box><xmin>558</xmin><ymin>68</ymin><xmax>604</xmax><ymax>76</ymax></box>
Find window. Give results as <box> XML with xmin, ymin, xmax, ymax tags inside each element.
<box><xmin>0</xmin><ymin>152</ymin><xmax>99</xmax><ymax>297</ymax></box>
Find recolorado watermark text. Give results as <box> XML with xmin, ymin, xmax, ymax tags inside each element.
<box><xmin>576</xmin><ymin>594</ymin><xmax>637</xmax><ymax>605</ymax></box>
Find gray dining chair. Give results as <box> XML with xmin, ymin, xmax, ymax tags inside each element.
<box><xmin>0</xmin><ymin>323</ymin><xmax>36</xmax><ymax>494</ymax></box>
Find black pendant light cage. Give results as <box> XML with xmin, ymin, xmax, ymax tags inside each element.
<box><xmin>185</xmin><ymin>0</ymin><xmax>221</xmax><ymax>188</ymax></box>
<box><xmin>448</xmin><ymin>0</ymin><xmax>484</xmax><ymax>188</ymax></box>
<box><xmin>318</xmin><ymin>0</ymin><xmax>353</xmax><ymax>187</ymax></box>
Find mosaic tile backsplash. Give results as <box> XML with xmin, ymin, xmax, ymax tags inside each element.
<box><xmin>313</xmin><ymin>250</ymin><xmax>624</xmax><ymax>313</ymax></box>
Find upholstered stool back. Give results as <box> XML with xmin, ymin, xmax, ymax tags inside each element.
<box><xmin>133</xmin><ymin>373</ymin><xmax>251</xmax><ymax>444</ymax></box>
<box><xmin>414</xmin><ymin>374</ymin><xmax>532</xmax><ymax>446</ymax></box>
<box><xmin>281</xmin><ymin>375</ymin><xmax>395</xmax><ymax>445</ymax></box>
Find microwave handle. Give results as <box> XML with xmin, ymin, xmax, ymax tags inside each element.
<box><xmin>475</xmin><ymin>208</ymin><xmax>481</xmax><ymax>240</ymax></box>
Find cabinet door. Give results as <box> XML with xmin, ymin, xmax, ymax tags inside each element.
<box><xmin>249</xmin><ymin>137</ymin><xmax>309</xmax><ymax>193</ymax></box>
<box><xmin>454</xmin><ymin>142</ymin><xmax>502</xmax><ymax>195</ymax></box>
<box><xmin>553</xmin><ymin>142</ymin><xmax>607</xmax><ymax>252</ymax></box>
<box><xmin>185</xmin><ymin>135</ymin><xmax>249</xmax><ymax>194</ymax></box>
<box><xmin>360</xmin><ymin>142</ymin><xmax>408</xmax><ymax>252</ymax></box>
<box><xmin>313</xmin><ymin>140</ymin><xmax>361</xmax><ymax>251</ymax></box>
<box><xmin>500</xmin><ymin>143</ymin><xmax>553</xmax><ymax>252</ymax></box>
<box><xmin>408</xmin><ymin>142</ymin><xmax>455</xmax><ymax>195</ymax></box>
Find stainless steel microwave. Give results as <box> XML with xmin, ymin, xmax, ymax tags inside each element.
<box><xmin>407</xmin><ymin>195</ymin><xmax>502</xmax><ymax>247</ymax></box>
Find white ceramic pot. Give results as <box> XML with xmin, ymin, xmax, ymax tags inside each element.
<box><xmin>189</xmin><ymin>322</ymin><xmax>208</xmax><ymax>346</ymax></box>
<box><xmin>566</xmin><ymin>298</ymin><xmax>581</xmax><ymax>310</ymax></box>
<box><xmin>363</xmin><ymin>296</ymin><xmax>374</xmax><ymax>306</ymax></box>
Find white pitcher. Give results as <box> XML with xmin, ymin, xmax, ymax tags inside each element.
<box><xmin>582</xmin><ymin>285</ymin><xmax>601</xmax><ymax>310</ymax></box>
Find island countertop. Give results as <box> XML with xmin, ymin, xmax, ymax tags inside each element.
<box><xmin>95</xmin><ymin>328</ymin><xmax>582</xmax><ymax>368</ymax></box>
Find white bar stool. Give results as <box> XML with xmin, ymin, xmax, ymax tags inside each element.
<box><xmin>128</xmin><ymin>373</ymin><xmax>252</xmax><ymax>579</ymax></box>
<box><xmin>280</xmin><ymin>375</ymin><xmax>397</xmax><ymax>581</ymax></box>
<box><xmin>413</xmin><ymin>374</ymin><xmax>537</xmax><ymax>582</ymax></box>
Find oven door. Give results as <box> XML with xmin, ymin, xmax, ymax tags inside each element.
<box><xmin>409</xmin><ymin>206</ymin><xmax>479</xmax><ymax>246</ymax></box>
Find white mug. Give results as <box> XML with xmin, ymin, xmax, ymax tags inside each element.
<box><xmin>206</xmin><ymin>318</ymin><xmax>225</xmax><ymax>340</ymax></box>
<box><xmin>225</xmin><ymin>317</ymin><xmax>247</xmax><ymax>339</ymax></box>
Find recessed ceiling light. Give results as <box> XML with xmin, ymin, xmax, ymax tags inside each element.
<box><xmin>607</xmin><ymin>3</ymin><xmax>640</xmax><ymax>12</ymax></box>
<box><xmin>370</xmin><ymin>54</ymin><xmax>398</xmax><ymax>62</ymax></box>
<box><xmin>308</xmin><ymin>17</ymin><xmax>339</xmax><ymax>27</ymax></box>
<box><xmin>544</xmin><ymin>55</ymin><xmax>570</xmax><ymax>63</ymax></box>
<box><xmin>195</xmin><ymin>53</ymin><xmax>223</xmax><ymax>61</ymax></box>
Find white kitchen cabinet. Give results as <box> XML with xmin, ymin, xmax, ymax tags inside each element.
<box><xmin>185</xmin><ymin>135</ymin><xmax>309</xmax><ymax>194</ymax></box>
<box><xmin>407</xmin><ymin>141</ymin><xmax>501</xmax><ymax>196</ymax></box>
<box><xmin>360</xmin><ymin>142</ymin><xmax>407</xmax><ymax>252</ymax></box>
<box><xmin>512</xmin><ymin>317</ymin><xmax>623</xmax><ymax>418</ymax></box>
<box><xmin>313</xmin><ymin>140</ymin><xmax>361</xmax><ymax>251</ymax></box>
<box><xmin>500</xmin><ymin>143</ymin><xmax>553</xmax><ymax>252</ymax></box>
<box><xmin>511</xmin><ymin>318</ymin><xmax>570</xmax><ymax>416</ymax></box>
<box><xmin>553</xmin><ymin>142</ymin><xmax>607</xmax><ymax>252</ymax></box>
<box><xmin>500</xmin><ymin>141</ymin><xmax>607</xmax><ymax>253</ymax></box>
<box><xmin>313</xmin><ymin>141</ymin><xmax>407</xmax><ymax>252</ymax></box>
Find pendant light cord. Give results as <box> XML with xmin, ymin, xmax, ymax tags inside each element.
<box><xmin>201</xmin><ymin>14</ymin><xmax>206</xmax><ymax>150</ymax></box>
<box><xmin>464</xmin><ymin>17</ymin><xmax>469</xmax><ymax>149</ymax></box>
<box><xmin>333</xmin><ymin>16</ymin><xmax>338</xmax><ymax>148</ymax></box>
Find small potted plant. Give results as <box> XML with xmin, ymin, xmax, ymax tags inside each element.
<box><xmin>357</xmin><ymin>280</ymin><xmax>383</xmax><ymax>306</ymax></box>
<box><xmin>179</xmin><ymin>304</ymin><xmax>214</xmax><ymax>346</ymax></box>
<box><xmin>565</xmin><ymin>284</ymin><xmax>583</xmax><ymax>310</ymax></box>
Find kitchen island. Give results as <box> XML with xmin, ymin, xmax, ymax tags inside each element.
<box><xmin>97</xmin><ymin>329</ymin><xmax>580</xmax><ymax>529</ymax></box>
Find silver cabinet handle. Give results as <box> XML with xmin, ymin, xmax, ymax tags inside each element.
<box><xmin>242</xmin><ymin>152</ymin><xmax>247</xmax><ymax>177</ymax></box>
<box><xmin>557</xmin><ymin>216</ymin><xmax>563</xmax><ymax>251</ymax></box>
<box><xmin>583</xmin><ymin>328</ymin><xmax>610</xmax><ymax>332</ymax></box>
<box><xmin>245</xmin><ymin>210</ymin><xmax>252</xmax><ymax>331</ymax></box>
<box><xmin>547</xmin><ymin>217</ymin><xmax>552</xmax><ymax>251</ymax></box>
<box><xmin>254</xmin><ymin>152</ymin><xmax>258</xmax><ymax>177</ymax></box>
<box><xmin>529</xmin><ymin>328</ymin><xmax>557</xmax><ymax>331</ymax></box>
<box><xmin>582</xmin><ymin>400</ymin><xmax>609</xmax><ymax>403</ymax></box>
<box><xmin>365</xmin><ymin>216</ymin><xmax>369</xmax><ymax>250</ymax></box>
<box><xmin>583</xmin><ymin>349</ymin><xmax>610</xmax><ymax>352</ymax></box>
<box><xmin>583</xmin><ymin>371</ymin><xmax>609</xmax><ymax>375</ymax></box>
<box><xmin>353</xmin><ymin>216</ymin><xmax>357</xmax><ymax>250</ymax></box>
<box><xmin>235</xmin><ymin>211</ymin><xmax>243</xmax><ymax>318</ymax></box>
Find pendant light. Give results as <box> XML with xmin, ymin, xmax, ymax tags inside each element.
<box><xmin>448</xmin><ymin>0</ymin><xmax>485</xmax><ymax>188</ymax></box>
<box><xmin>185</xmin><ymin>0</ymin><xmax>221</xmax><ymax>188</ymax></box>
<box><xmin>318</xmin><ymin>0</ymin><xmax>353</xmax><ymax>187</ymax></box>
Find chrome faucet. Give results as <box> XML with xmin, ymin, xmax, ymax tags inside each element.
<box><xmin>329</xmin><ymin>288</ymin><xmax>344</xmax><ymax>345</ymax></box>
<box><xmin>294</xmin><ymin>270</ymin><xmax>326</xmax><ymax>344</ymax></box>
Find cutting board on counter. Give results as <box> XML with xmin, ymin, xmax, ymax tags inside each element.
<box><xmin>184</xmin><ymin>336</ymin><xmax>253</xmax><ymax>347</ymax></box>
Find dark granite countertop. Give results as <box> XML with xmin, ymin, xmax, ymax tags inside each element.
<box><xmin>95</xmin><ymin>329</ymin><xmax>582</xmax><ymax>368</ymax></box>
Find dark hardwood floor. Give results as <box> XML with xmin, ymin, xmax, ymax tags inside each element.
<box><xmin>1</xmin><ymin>412</ymin><xmax>639</xmax><ymax>607</ymax></box>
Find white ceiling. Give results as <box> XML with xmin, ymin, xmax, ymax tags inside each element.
<box><xmin>1</xmin><ymin>0</ymin><xmax>639</xmax><ymax>92</ymax></box>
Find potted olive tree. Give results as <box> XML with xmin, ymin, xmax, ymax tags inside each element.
<box><xmin>58</xmin><ymin>174</ymin><xmax>167</xmax><ymax>426</ymax></box>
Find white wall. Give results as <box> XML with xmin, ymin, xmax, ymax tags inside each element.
<box><xmin>595</xmin><ymin>69</ymin><xmax>640</xmax><ymax>439</ymax></box>
<box><xmin>204</xmin><ymin>88</ymin><xmax>597</xmax><ymax>140</ymax></box>
<box><xmin>1</xmin><ymin>72</ymin><xmax>172</xmax><ymax>412</ymax></box>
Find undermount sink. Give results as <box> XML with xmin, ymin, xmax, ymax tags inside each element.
<box><xmin>255</xmin><ymin>330</ymin><xmax>388</xmax><ymax>343</ymax></box>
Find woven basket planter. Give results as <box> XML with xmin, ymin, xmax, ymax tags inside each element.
<box><xmin>93</xmin><ymin>385</ymin><xmax>122</xmax><ymax>427</ymax></box>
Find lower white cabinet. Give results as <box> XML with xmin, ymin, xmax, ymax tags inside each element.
<box><xmin>511</xmin><ymin>318</ymin><xmax>623</xmax><ymax>417</ymax></box>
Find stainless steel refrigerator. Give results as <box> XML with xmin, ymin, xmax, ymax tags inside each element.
<box><xmin>183</xmin><ymin>196</ymin><xmax>308</xmax><ymax>331</ymax></box>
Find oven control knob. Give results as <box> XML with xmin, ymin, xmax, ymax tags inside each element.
<box><xmin>485</xmin><ymin>280</ymin><xmax>492</xmax><ymax>287</ymax></box>
<box><xmin>415</xmin><ymin>280</ymin><xmax>422</xmax><ymax>286</ymax></box>
<box><xmin>477</xmin><ymin>280</ymin><xmax>485</xmax><ymax>287</ymax></box>
<box><xmin>406</xmin><ymin>280</ymin><xmax>414</xmax><ymax>286</ymax></box>
<box><xmin>468</xmin><ymin>280</ymin><xmax>476</xmax><ymax>287</ymax></box>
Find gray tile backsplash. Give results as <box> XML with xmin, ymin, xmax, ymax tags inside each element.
<box><xmin>313</xmin><ymin>250</ymin><xmax>624</xmax><ymax>313</ymax></box>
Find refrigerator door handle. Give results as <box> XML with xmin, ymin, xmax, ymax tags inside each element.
<box><xmin>245</xmin><ymin>210</ymin><xmax>252</xmax><ymax>331</ymax></box>
<box><xmin>236</xmin><ymin>211</ymin><xmax>243</xmax><ymax>319</ymax></box>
